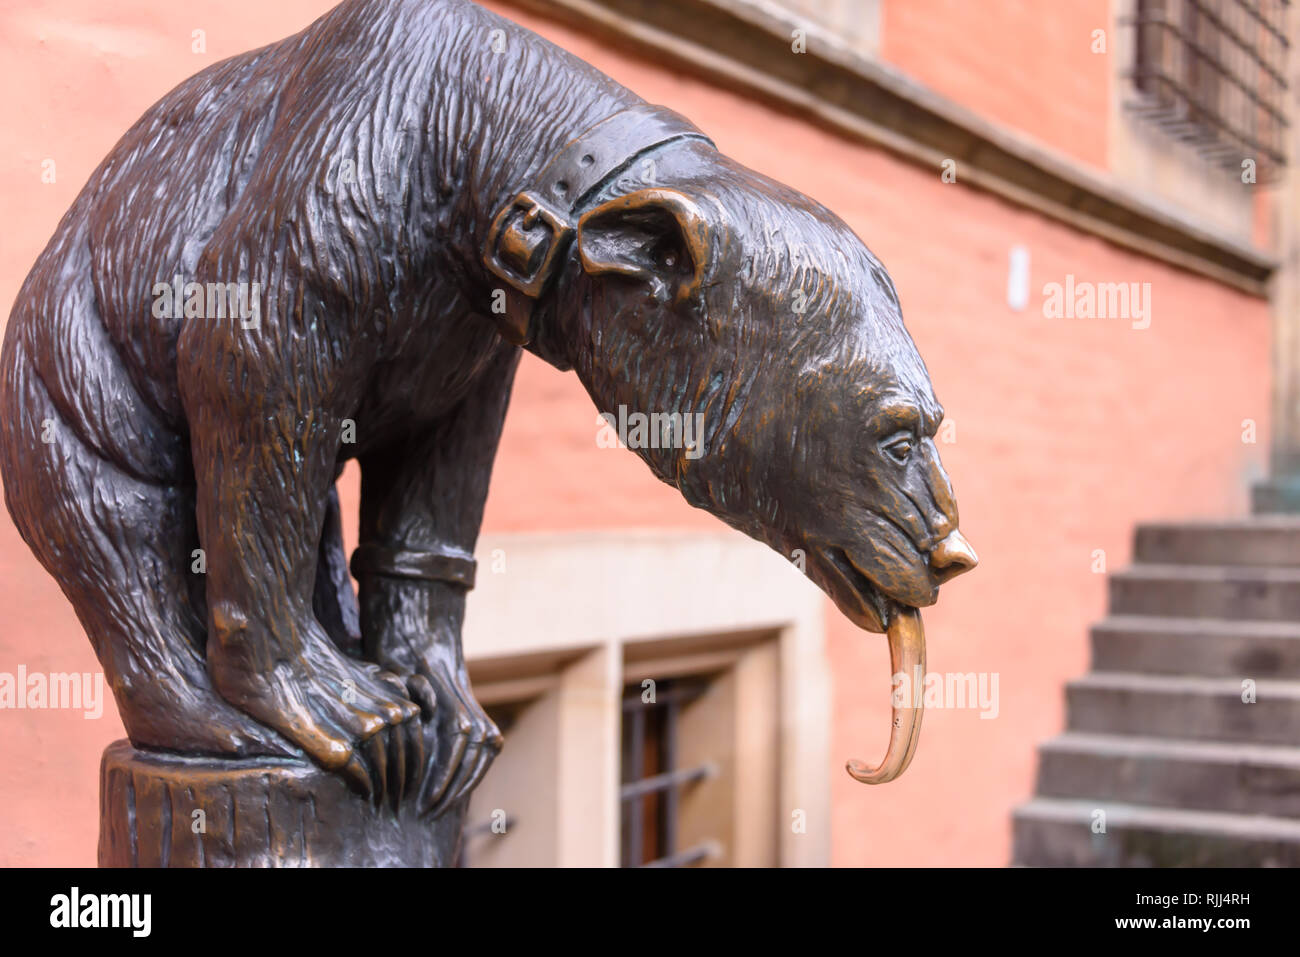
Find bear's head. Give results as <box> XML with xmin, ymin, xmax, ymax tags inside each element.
<box><xmin>538</xmin><ymin>145</ymin><xmax>977</xmax><ymax>783</ymax></box>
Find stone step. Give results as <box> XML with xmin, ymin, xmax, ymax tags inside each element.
<box><xmin>1091</xmin><ymin>616</ymin><xmax>1300</xmax><ymax>678</ymax></box>
<box><xmin>1108</xmin><ymin>564</ymin><xmax>1300</xmax><ymax>620</ymax></box>
<box><xmin>1134</xmin><ymin>518</ymin><xmax>1300</xmax><ymax>567</ymax></box>
<box><xmin>1066</xmin><ymin>672</ymin><xmax>1300</xmax><ymax>744</ymax></box>
<box><xmin>1254</xmin><ymin>482</ymin><xmax>1300</xmax><ymax>516</ymax></box>
<box><xmin>1012</xmin><ymin>797</ymin><xmax>1300</xmax><ymax>866</ymax></box>
<box><xmin>1035</xmin><ymin>733</ymin><xmax>1300</xmax><ymax>819</ymax></box>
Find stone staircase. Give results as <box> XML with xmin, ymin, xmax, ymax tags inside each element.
<box><xmin>1013</xmin><ymin>517</ymin><xmax>1300</xmax><ymax>866</ymax></box>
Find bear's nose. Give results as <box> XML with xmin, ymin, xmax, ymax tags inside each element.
<box><xmin>929</xmin><ymin>530</ymin><xmax>978</xmax><ymax>583</ymax></box>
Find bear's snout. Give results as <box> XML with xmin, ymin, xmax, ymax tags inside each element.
<box><xmin>928</xmin><ymin>529</ymin><xmax>978</xmax><ymax>584</ymax></box>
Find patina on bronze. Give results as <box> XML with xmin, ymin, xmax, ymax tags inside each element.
<box><xmin>0</xmin><ymin>0</ymin><xmax>974</xmax><ymax>866</ymax></box>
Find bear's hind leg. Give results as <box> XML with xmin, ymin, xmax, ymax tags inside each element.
<box><xmin>0</xmin><ymin>358</ymin><xmax>293</xmax><ymax>758</ymax></box>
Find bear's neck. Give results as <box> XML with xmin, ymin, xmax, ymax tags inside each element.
<box><xmin>417</xmin><ymin>0</ymin><xmax>643</xmax><ymax>286</ymax></box>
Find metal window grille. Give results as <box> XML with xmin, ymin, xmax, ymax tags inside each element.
<box><xmin>620</xmin><ymin>678</ymin><xmax>716</xmax><ymax>867</ymax></box>
<box><xmin>1127</xmin><ymin>0</ymin><xmax>1289</xmax><ymax>182</ymax></box>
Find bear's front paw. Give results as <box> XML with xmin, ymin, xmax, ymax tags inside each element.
<box><xmin>403</xmin><ymin>662</ymin><xmax>503</xmax><ymax>819</ymax></box>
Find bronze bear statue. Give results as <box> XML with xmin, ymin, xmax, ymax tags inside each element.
<box><xmin>1</xmin><ymin>0</ymin><xmax>975</xmax><ymax>814</ymax></box>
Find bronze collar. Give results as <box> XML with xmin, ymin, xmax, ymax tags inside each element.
<box><xmin>483</xmin><ymin>104</ymin><xmax>714</xmax><ymax>347</ymax></box>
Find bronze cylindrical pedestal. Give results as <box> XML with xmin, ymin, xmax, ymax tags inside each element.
<box><xmin>98</xmin><ymin>740</ymin><xmax>464</xmax><ymax>867</ymax></box>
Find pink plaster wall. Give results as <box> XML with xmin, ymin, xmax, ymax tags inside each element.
<box><xmin>880</xmin><ymin>0</ymin><xmax>1113</xmax><ymax>169</ymax></box>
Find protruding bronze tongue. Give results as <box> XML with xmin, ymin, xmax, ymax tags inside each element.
<box><xmin>846</xmin><ymin>606</ymin><xmax>925</xmax><ymax>784</ymax></box>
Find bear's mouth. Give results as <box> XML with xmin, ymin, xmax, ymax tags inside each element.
<box><xmin>824</xmin><ymin>547</ymin><xmax>903</xmax><ymax>633</ymax></box>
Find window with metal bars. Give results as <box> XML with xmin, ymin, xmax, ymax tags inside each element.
<box><xmin>620</xmin><ymin>677</ymin><xmax>717</xmax><ymax>867</ymax></box>
<box><xmin>1128</xmin><ymin>0</ymin><xmax>1289</xmax><ymax>181</ymax></box>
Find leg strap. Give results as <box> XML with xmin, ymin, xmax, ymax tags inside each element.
<box><xmin>350</xmin><ymin>543</ymin><xmax>477</xmax><ymax>589</ymax></box>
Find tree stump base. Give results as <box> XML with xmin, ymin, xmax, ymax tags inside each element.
<box><xmin>98</xmin><ymin>740</ymin><xmax>465</xmax><ymax>867</ymax></box>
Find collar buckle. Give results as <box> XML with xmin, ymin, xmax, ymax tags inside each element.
<box><xmin>484</xmin><ymin>191</ymin><xmax>574</xmax><ymax>300</ymax></box>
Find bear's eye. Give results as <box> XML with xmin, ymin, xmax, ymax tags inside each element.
<box><xmin>881</xmin><ymin>434</ymin><xmax>914</xmax><ymax>465</ymax></box>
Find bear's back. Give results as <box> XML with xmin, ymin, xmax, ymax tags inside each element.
<box><xmin>38</xmin><ymin>1</ymin><xmax>474</xmax><ymax>426</ymax></box>
<box><xmin>8</xmin><ymin>0</ymin><xmax>638</xmax><ymax>440</ymax></box>
<box><xmin>89</xmin><ymin>45</ymin><xmax>293</xmax><ymax>415</ymax></box>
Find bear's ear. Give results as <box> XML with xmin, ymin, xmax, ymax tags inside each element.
<box><xmin>575</xmin><ymin>188</ymin><xmax>711</xmax><ymax>310</ymax></box>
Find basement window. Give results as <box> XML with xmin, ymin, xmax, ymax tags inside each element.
<box><xmin>1128</xmin><ymin>0</ymin><xmax>1289</xmax><ymax>182</ymax></box>
<box><xmin>620</xmin><ymin>676</ymin><xmax>718</xmax><ymax>867</ymax></box>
